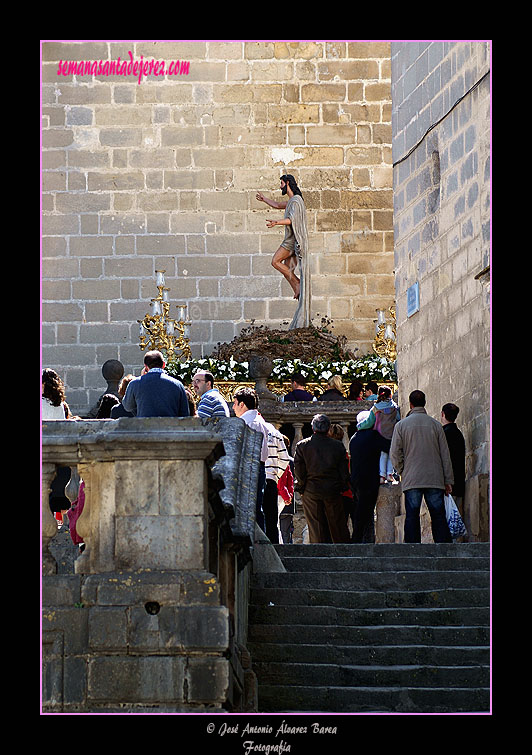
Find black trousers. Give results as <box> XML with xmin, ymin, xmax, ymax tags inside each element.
<box><xmin>256</xmin><ymin>462</ymin><xmax>266</xmax><ymax>532</ymax></box>
<box><xmin>263</xmin><ymin>479</ymin><xmax>280</xmax><ymax>544</ymax></box>
<box><xmin>351</xmin><ymin>484</ymin><xmax>380</xmax><ymax>543</ymax></box>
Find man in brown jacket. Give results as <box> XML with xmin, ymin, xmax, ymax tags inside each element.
<box><xmin>294</xmin><ymin>414</ymin><xmax>351</xmax><ymax>543</ymax></box>
<box><xmin>390</xmin><ymin>390</ymin><xmax>454</xmax><ymax>543</ymax></box>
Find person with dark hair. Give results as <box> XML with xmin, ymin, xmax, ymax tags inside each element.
<box><xmin>233</xmin><ymin>386</ymin><xmax>271</xmax><ymax>534</ymax></box>
<box><xmin>111</xmin><ymin>374</ymin><xmax>135</xmax><ymax>418</ymax></box>
<box><xmin>294</xmin><ymin>414</ymin><xmax>351</xmax><ymax>543</ymax></box>
<box><xmin>328</xmin><ymin>423</ymin><xmax>355</xmax><ymax>538</ymax></box>
<box><xmin>283</xmin><ymin>372</ymin><xmax>314</xmax><ymax>402</ymax></box>
<box><xmin>192</xmin><ymin>370</ymin><xmax>230</xmax><ymax>418</ymax></box>
<box><xmin>122</xmin><ymin>350</ymin><xmax>189</xmax><ymax>418</ymax></box>
<box><xmin>232</xmin><ymin>387</ymin><xmax>290</xmax><ymax>542</ymax></box>
<box><xmin>390</xmin><ymin>390</ymin><xmax>454</xmax><ymax>543</ymax></box>
<box><xmin>441</xmin><ymin>403</ymin><xmax>466</xmax><ymax>520</ymax></box>
<box><xmin>42</xmin><ymin>368</ymin><xmax>76</xmax><ymax>528</ymax></box>
<box><xmin>256</xmin><ymin>175</ymin><xmax>310</xmax><ymax>329</ymax></box>
<box><xmin>349</xmin><ymin>411</ymin><xmax>383</xmax><ymax>543</ymax></box>
<box><xmin>364</xmin><ymin>381</ymin><xmax>379</xmax><ymax>401</ymax></box>
<box><xmin>42</xmin><ymin>368</ymin><xmax>68</xmax><ymax>419</ymax></box>
<box><xmin>95</xmin><ymin>393</ymin><xmax>120</xmax><ymax>419</ymax></box>
<box><xmin>348</xmin><ymin>379</ymin><xmax>364</xmax><ymax>401</ymax></box>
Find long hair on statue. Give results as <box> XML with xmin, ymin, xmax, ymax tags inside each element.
<box><xmin>280</xmin><ymin>174</ymin><xmax>303</xmax><ymax>198</ymax></box>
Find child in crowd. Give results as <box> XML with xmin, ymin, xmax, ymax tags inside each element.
<box><xmin>277</xmin><ymin>435</ymin><xmax>295</xmax><ymax>544</ymax></box>
<box><xmin>356</xmin><ymin>386</ymin><xmax>400</xmax><ymax>484</ymax></box>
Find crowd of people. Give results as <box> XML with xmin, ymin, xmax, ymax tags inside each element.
<box><xmin>42</xmin><ymin>356</ymin><xmax>467</xmax><ymax>546</ymax></box>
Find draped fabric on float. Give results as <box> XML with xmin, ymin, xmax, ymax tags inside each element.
<box><xmin>285</xmin><ymin>194</ymin><xmax>311</xmax><ymax>330</ymax></box>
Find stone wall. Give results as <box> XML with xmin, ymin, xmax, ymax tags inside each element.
<box><xmin>41</xmin><ymin>40</ymin><xmax>394</xmax><ymax>414</ymax></box>
<box><xmin>42</xmin><ymin>417</ymin><xmax>262</xmax><ymax>712</ymax></box>
<box><xmin>391</xmin><ymin>42</ymin><xmax>490</xmax><ymax>540</ymax></box>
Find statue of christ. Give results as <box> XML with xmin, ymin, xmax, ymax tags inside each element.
<box><xmin>256</xmin><ymin>174</ymin><xmax>311</xmax><ymax>330</ymax></box>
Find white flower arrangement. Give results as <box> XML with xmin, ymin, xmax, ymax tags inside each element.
<box><xmin>167</xmin><ymin>353</ymin><xmax>396</xmax><ymax>384</ymax></box>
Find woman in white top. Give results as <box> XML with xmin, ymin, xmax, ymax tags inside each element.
<box><xmin>42</xmin><ymin>368</ymin><xmax>68</xmax><ymax>419</ymax></box>
<box><xmin>42</xmin><ymin>368</ymin><xmax>70</xmax><ymax>527</ymax></box>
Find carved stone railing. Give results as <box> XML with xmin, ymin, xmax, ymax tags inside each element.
<box><xmin>258</xmin><ymin>398</ymin><xmax>375</xmax><ymax>453</ymax></box>
<box><xmin>41</xmin><ymin>417</ymin><xmax>263</xmax><ymax>713</ymax></box>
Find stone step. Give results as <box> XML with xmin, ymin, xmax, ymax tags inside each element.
<box><xmin>248</xmin><ymin>642</ymin><xmax>490</xmax><ymax>667</ymax></box>
<box><xmin>274</xmin><ymin>543</ymin><xmax>489</xmax><ymax>558</ymax></box>
<box><xmin>256</xmin><ymin>684</ymin><xmax>490</xmax><ymax>713</ymax></box>
<box><xmin>249</xmin><ymin>623</ymin><xmax>489</xmax><ymax>646</ymax></box>
<box><xmin>278</xmin><ymin>556</ymin><xmax>490</xmax><ymax>572</ymax></box>
<box><xmin>250</xmin><ymin>586</ymin><xmax>489</xmax><ymax>609</ymax></box>
<box><xmin>252</xmin><ymin>570</ymin><xmax>489</xmax><ymax>591</ymax></box>
<box><xmin>249</xmin><ymin>540</ymin><xmax>490</xmax><ymax>713</ymax></box>
<box><xmin>253</xmin><ymin>660</ymin><xmax>490</xmax><ymax>688</ymax></box>
<box><xmin>249</xmin><ymin>604</ymin><xmax>489</xmax><ymax>627</ymax></box>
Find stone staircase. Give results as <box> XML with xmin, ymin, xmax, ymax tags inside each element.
<box><xmin>248</xmin><ymin>543</ymin><xmax>490</xmax><ymax>713</ymax></box>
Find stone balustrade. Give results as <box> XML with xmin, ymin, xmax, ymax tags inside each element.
<box><xmin>41</xmin><ymin>417</ymin><xmax>263</xmax><ymax>713</ymax></box>
<box><xmin>257</xmin><ymin>397</ymin><xmax>375</xmax><ymax>453</ymax></box>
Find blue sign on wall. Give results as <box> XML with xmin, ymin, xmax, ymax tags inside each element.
<box><xmin>406</xmin><ymin>281</ymin><xmax>419</xmax><ymax>317</ymax></box>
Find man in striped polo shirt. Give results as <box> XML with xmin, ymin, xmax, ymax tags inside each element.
<box><xmin>192</xmin><ymin>371</ymin><xmax>230</xmax><ymax>418</ymax></box>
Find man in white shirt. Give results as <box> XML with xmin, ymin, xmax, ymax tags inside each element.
<box><xmin>232</xmin><ymin>387</ymin><xmax>290</xmax><ymax>543</ymax></box>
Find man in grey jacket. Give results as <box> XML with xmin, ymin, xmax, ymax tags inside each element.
<box><xmin>390</xmin><ymin>390</ymin><xmax>453</xmax><ymax>543</ymax></box>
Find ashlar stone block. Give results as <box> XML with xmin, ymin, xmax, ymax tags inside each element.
<box><xmin>88</xmin><ymin>656</ymin><xmax>186</xmax><ymax>704</ymax></box>
<box><xmin>115</xmin><ymin>460</ymin><xmax>159</xmax><ymax>516</ymax></box>
<box><xmin>159</xmin><ymin>459</ymin><xmax>206</xmax><ymax>516</ymax></box>
<box><xmin>115</xmin><ymin>514</ymin><xmax>205</xmax><ymax>571</ymax></box>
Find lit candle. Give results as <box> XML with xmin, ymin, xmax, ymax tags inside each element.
<box><xmin>155</xmin><ymin>270</ymin><xmax>166</xmax><ymax>287</ymax></box>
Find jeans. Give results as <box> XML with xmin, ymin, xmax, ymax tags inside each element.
<box><xmin>379</xmin><ymin>451</ymin><xmax>394</xmax><ymax>479</ymax></box>
<box><xmin>404</xmin><ymin>487</ymin><xmax>452</xmax><ymax>543</ymax></box>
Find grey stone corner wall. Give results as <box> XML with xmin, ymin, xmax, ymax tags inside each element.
<box><xmin>390</xmin><ymin>41</ymin><xmax>490</xmax><ymax>540</ymax></box>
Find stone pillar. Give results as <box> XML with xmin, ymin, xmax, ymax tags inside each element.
<box><xmin>340</xmin><ymin>422</ymin><xmax>350</xmax><ymax>452</ymax></box>
<box><xmin>42</xmin><ymin>462</ymin><xmax>59</xmax><ymax>575</ymax></box>
<box><xmin>292</xmin><ymin>422</ymin><xmax>304</xmax><ymax>454</ymax></box>
<box><xmin>375</xmin><ymin>482</ymin><xmax>402</xmax><ymax>543</ymax></box>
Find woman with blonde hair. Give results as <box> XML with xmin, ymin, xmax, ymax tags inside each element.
<box><xmin>318</xmin><ymin>375</ymin><xmax>346</xmax><ymax>402</ymax></box>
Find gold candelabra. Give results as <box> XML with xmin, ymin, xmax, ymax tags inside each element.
<box><xmin>137</xmin><ymin>270</ymin><xmax>191</xmax><ymax>360</ymax></box>
<box><xmin>373</xmin><ymin>306</ymin><xmax>397</xmax><ymax>361</ymax></box>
